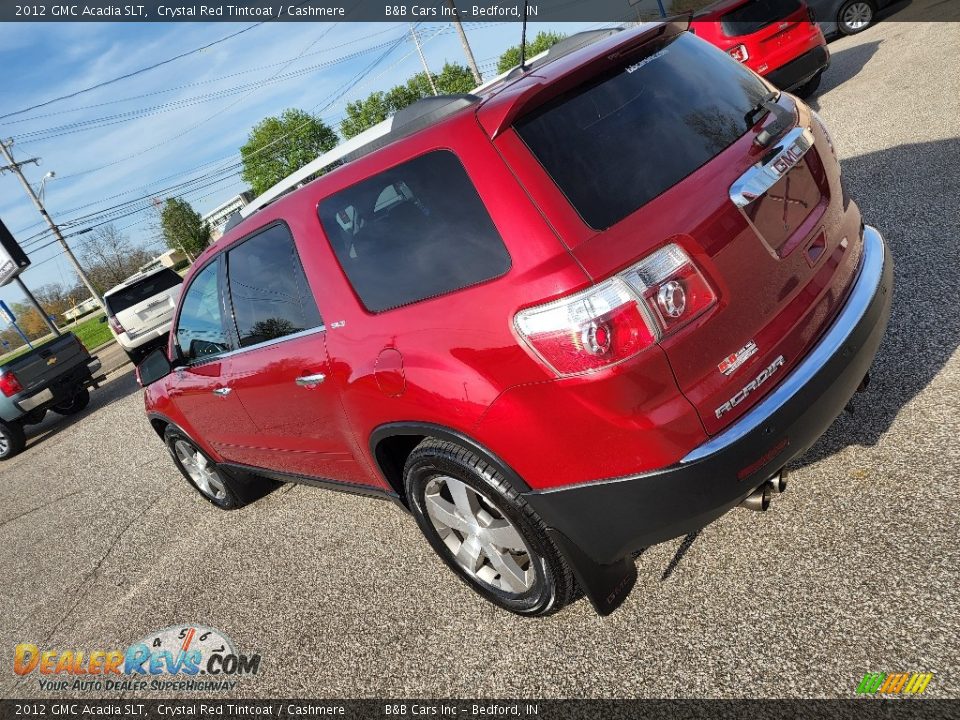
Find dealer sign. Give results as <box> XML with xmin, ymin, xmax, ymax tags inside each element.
<box><xmin>0</xmin><ymin>218</ymin><xmax>31</xmax><ymax>287</ymax></box>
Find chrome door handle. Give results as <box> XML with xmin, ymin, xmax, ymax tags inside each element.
<box><xmin>295</xmin><ymin>373</ymin><xmax>326</xmax><ymax>388</ymax></box>
<box><xmin>729</xmin><ymin>126</ymin><xmax>815</xmax><ymax>208</ymax></box>
<box><xmin>212</xmin><ymin>387</ymin><xmax>232</xmax><ymax>396</ymax></box>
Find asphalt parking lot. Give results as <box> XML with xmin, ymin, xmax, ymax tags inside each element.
<box><xmin>2</xmin><ymin>12</ymin><xmax>959</xmax><ymax>700</ymax></box>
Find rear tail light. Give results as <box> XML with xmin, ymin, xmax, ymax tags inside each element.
<box><xmin>0</xmin><ymin>371</ymin><xmax>23</xmax><ymax>397</ymax></box>
<box><xmin>108</xmin><ymin>315</ymin><xmax>125</xmax><ymax>334</ymax></box>
<box><xmin>728</xmin><ymin>44</ymin><xmax>749</xmax><ymax>63</ymax></box>
<box><xmin>515</xmin><ymin>244</ymin><xmax>716</xmax><ymax>376</ymax></box>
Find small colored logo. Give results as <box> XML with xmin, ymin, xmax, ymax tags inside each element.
<box><xmin>13</xmin><ymin>625</ymin><xmax>261</xmax><ymax>693</ymax></box>
<box><xmin>856</xmin><ymin>672</ymin><xmax>933</xmax><ymax>696</ymax></box>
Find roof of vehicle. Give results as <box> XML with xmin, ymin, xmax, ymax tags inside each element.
<box><xmin>103</xmin><ymin>265</ymin><xmax>182</xmax><ymax>298</ymax></box>
<box><xmin>195</xmin><ymin>20</ymin><xmax>682</xmax><ymax>269</ymax></box>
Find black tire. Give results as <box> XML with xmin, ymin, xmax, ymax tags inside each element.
<box><xmin>125</xmin><ymin>347</ymin><xmax>143</xmax><ymax>365</ymax></box>
<box><xmin>164</xmin><ymin>426</ymin><xmax>245</xmax><ymax>509</ymax></box>
<box><xmin>837</xmin><ymin>0</ymin><xmax>874</xmax><ymax>35</ymax></box>
<box><xmin>51</xmin><ymin>387</ymin><xmax>90</xmax><ymax>416</ymax></box>
<box><xmin>794</xmin><ymin>72</ymin><xmax>823</xmax><ymax>99</ymax></box>
<box><xmin>403</xmin><ymin>438</ymin><xmax>576</xmax><ymax>616</ymax></box>
<box><xmin>0</xmin><ymin>421</ymin><xmax>26</xmax><ymax>461</ymax></box>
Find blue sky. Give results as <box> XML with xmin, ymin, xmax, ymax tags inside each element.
<box><xmin>0</xmin><ymin>18</ymin><xmax>604</xmax><ymax>310</ymax></box>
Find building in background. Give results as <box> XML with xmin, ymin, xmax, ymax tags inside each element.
<box><xmin>138</xmin><ymin>248</ymin><xmax>188</xmax><ymax>274</ymax></box>
<box><xmin>202</xmin><ymin>192</ymin><xmax>253</xmax><ymax>241</ymax></box>
<box><xmin>62</xmin><ymin>296</ymin><xmax>101</xmax><ymax>323</ymax></box>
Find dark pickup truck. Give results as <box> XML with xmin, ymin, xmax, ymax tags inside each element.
<box><xmin>0</xmin><ymin>333</ymin><xmax>104</xmax><ymax>459</ymax></box>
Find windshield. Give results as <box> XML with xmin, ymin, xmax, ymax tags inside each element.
<box><xmin>514</xmin><ymin>32</ymin><xmax>770</xmax><ymax>230</ymax></box>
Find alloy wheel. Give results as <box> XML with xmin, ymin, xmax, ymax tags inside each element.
<box><xmin>423</xmin><ymin>475</ymin><xmax>535</xmax><ymax>594</ymax></box>
<box><xmin>842</xmin><ymin>2</ymin><xmax>873</xmax><ymax>31</ymax></box>
<box><xmin>174</xmin><ymin>440</ymin><xmax>227</xmax><ymax>501</ymax></box>
<box><xmin>0</xmin><ymin>433</ymin><xmax>9</xmax><ymax>457</ymax></box>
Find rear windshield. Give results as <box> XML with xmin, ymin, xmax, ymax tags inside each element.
<box><xmin>721</xmin><ymin>0</ymin><xmax>803</xmax><ymax>36</ymax></box>
<box><xmin>514</xmin><ymin>31</ymin><xmax>770</xmax><ymax>230</ymax></box>
<box><xmin>105</xmin><ymin>268</ymin><xmax>182</xmax><ymax>314</ymax></box>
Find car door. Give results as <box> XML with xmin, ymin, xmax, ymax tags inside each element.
<box><xmin>167</xmin><ymin>257</ymin><xmax>258</xmax><ymax>458</ymax></box>
<box><xmin>218</xmin><ymin>222</ymin><xmax>370</xmax><ymax>486</ymax></box>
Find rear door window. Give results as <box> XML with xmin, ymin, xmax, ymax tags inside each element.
<box><xmin>225</xmin><ymin>223</ymin><xmax>323</xmax><ymax>348</ymax></box>
<box><xmin>104</xmin><ymin>269</ymin><xmax>182</xmax><ymax>314</ymax></box>
<box><xmin>318</xmin><ymin>150</ymin><xmax>511</xmax><ymax>313</ymax></box>
<box><xmin>514</xmin><ymin>32</ymin><xmax>770</xmax><ymax>230</ymax></box>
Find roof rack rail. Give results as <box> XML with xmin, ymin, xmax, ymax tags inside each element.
<box><xmin>342</xmin><ymin>94</ymin><xmax>480</xmax><ymax>163</ymax></box>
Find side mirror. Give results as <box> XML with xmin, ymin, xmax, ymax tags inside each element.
<box><xmin>136</xmin><ymin>348</ymin><xmax>173</xmax><ymax>387</ymax></box>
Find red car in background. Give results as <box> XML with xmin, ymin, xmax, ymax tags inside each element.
<box><xmin>692</xmin><ymin>0</ymin><xmax>830</xmax><ymax>97</ymax></box>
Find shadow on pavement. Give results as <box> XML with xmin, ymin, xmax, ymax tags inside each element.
<box><xmin>792</xmin><ymin>137</ymin><xmax>960</xmax><ymax>468</ymax></box>
<box><xmin>22</xmin><ymin>370</ymin><xmax>141</xmax><ymax>452</ymax></box>
<box><xmin>811</xmin><ymin>40</ymin><xmax>882</xmax><ymax>106</ymax></box>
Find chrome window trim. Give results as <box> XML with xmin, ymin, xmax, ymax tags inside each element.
<box><xmin>184</xmin><ymin>325</ymin><xmax>327</xmax><ymax>367</ymax></box>
<box><xmin>681</xmin><ymin>225</ymin><xmax>886</xmax><ymax>464</ymax></box>
<box><xmin>729</xmin><ymin>126</ymin><xmax>815</xmax><ymax>208</ymax></box>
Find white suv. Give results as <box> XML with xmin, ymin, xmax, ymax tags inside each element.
<box><xmin>103</xmin><ymin>267</ymin><xmax>183</xmax><ymax>363</ymax></box>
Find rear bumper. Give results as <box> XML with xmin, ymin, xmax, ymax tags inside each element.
<box><xmin>116</xmin><ymin>320</ymin><xmax>172</xmax><ymax>351</ymax></box>
<box><xmin>523</xmin><ymin>225</ymin><xmax>891</xmax><ymax>569</ymax></box>
<box><xmin>16</xmin><ymin>358</ymin><xmax>102</xmax><ymax>413</ymax></box>
<box><xmin>766</xmin><ymin>43</ymin><xmax>831</xmax><ymax>90</ymax></box>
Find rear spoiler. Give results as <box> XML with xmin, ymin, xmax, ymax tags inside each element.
<box><xmin>476</xmin><ymin>19</ymin><xmax>690</xmax><ymax>139</ymax></box>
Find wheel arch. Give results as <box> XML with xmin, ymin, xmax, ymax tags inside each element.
<box><xmin>369</xmin><ymin>422</ymin><xmax>531</xmax><ymax>505</ymax></box>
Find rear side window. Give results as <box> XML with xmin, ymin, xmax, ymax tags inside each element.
<box><xmin>175</xmin><ymin>261</ymin><xmax>232</xmax><ymax>362</ymax></box>
<box><xmin>318</xmin><ymin>150</ymin><xmax>511</xmax><ymax>313</ymax></box>
<box><xmin>514</xmin><ymin>32</ymin><xmax>770</xmax><ymax>230</ymax></box>
<box><xmin>721</xmin><ymin>0</ymin><xmax>803</xmax><ymax>36</ymax></box>
<box><xmin>226</xmin><ymin>223</ymin><xmax>323</xmax><ymax>348</ymax></box>
<box><xmin>105</xmin><ymin>268</ymin><xmax>182</xmax><ymax>314</ymax></box>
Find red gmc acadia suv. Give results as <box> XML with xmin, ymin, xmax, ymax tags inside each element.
<box><xmin>137</xmin><ymin>20</ymin><xmax>892</xmax><ymax>616</ymax></box>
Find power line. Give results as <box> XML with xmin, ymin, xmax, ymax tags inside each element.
<box><xmin>0</xmin><ymin>23</ymin><xmax>412</xmax><ymax>127</ymax></box>
<box><xmin>0</xmin><ymin>23</ymin><xmax>269</xmax><ymax>121</ymax></box>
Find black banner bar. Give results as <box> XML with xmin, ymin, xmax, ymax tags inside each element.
<box><xmin>1</xmin><ymin>0</ymin><xmax>958</xmax><ymax>23</ymax></box>
<box><xmin>2</xmin><ymin>700</ymin><xmax>960</xmax><ymax>720</ymax></box>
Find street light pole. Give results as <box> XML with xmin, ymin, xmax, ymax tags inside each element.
<box><xmin>445</xmin><ymin>0</ymin><xmax>482</xmax><ymax>85</ymax></box>
<box><xmin>0</xmin><ymin>138</ymin><xmax>104</xmax><ymax>309</ymax></box>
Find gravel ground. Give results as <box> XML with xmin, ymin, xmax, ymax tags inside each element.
<box><xmin>2</xmin><ymin>11</ymin><xmax>958</xmax><ymax>700</ymax></box>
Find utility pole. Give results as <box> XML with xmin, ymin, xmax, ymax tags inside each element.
<box><xmin>445</xmin><ymin>0</ymin><xmax>482</xmax><ymax>85</ymax></box>
<box><xmin>0</xmin><ymin>138</ymin><xmax>104</xmax><ymax>310</ymax></box>
<box><xmin>409</xmin><ymin>24</ymin><xmax>439</xmax><ymax>95</ymax></box>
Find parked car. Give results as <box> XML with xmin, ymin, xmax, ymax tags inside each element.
<box><xmin>0</xmin><ymin>333</ymin><xmax>103</xmax><ymax>459</ymax></box>
<box><xmin>103</xmin><ymin>267</ymin><xmax>183</xmax><ymax>364</ymax></box>
<box><xmin>138</xmin><ymin>20</ymin><xmax>892</xmax><ymax>616</ymax></box>
<box><xmin>692</xmin><ymin>0</ymin><xmax>830</xmax><ymax>97</ymax></box>
<box><xmin>808</xmin><ymin>0</ymin><xmax>894</xmax><ymax>36</ymax></box>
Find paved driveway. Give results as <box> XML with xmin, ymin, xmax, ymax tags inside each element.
<box><xmin>1</xmin><ymin>11</ymin><xmax>958</xmax><ymax>699</ymax></box>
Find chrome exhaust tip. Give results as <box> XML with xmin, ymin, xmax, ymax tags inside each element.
<box><xmin>741</xmin><ymin>484</ymin><xmax>771</xmax><ymax>512</ymax></box>
<box><xmin>768</xmin><ymin>469</ymin><xmax>788</xmax><ymax>494</ymax></box>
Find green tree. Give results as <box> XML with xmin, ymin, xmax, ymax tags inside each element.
<box><xmin>341</xmin><ymin>63</ymin><xmax>477</xmax><ymax>139</ymax></box>
<box><xmin>160</xmin><ymin>198</ymin><xmax>210</xmax><ymax>261</ymax></box>
<box><xmin>240</xmin><ymin>108</ymin><xmax>338</xmax><ymax>196</ymax></box>
<box><xmin>496</xmin><ymin>31</ymin><xmax>567</xmax><ymax>74</ymax></box>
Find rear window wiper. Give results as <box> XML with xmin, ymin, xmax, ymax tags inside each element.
<box><xmin>745</xmin><ymin>90</ymin><xmax>794</xmax><ymax>148</ymax></box>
